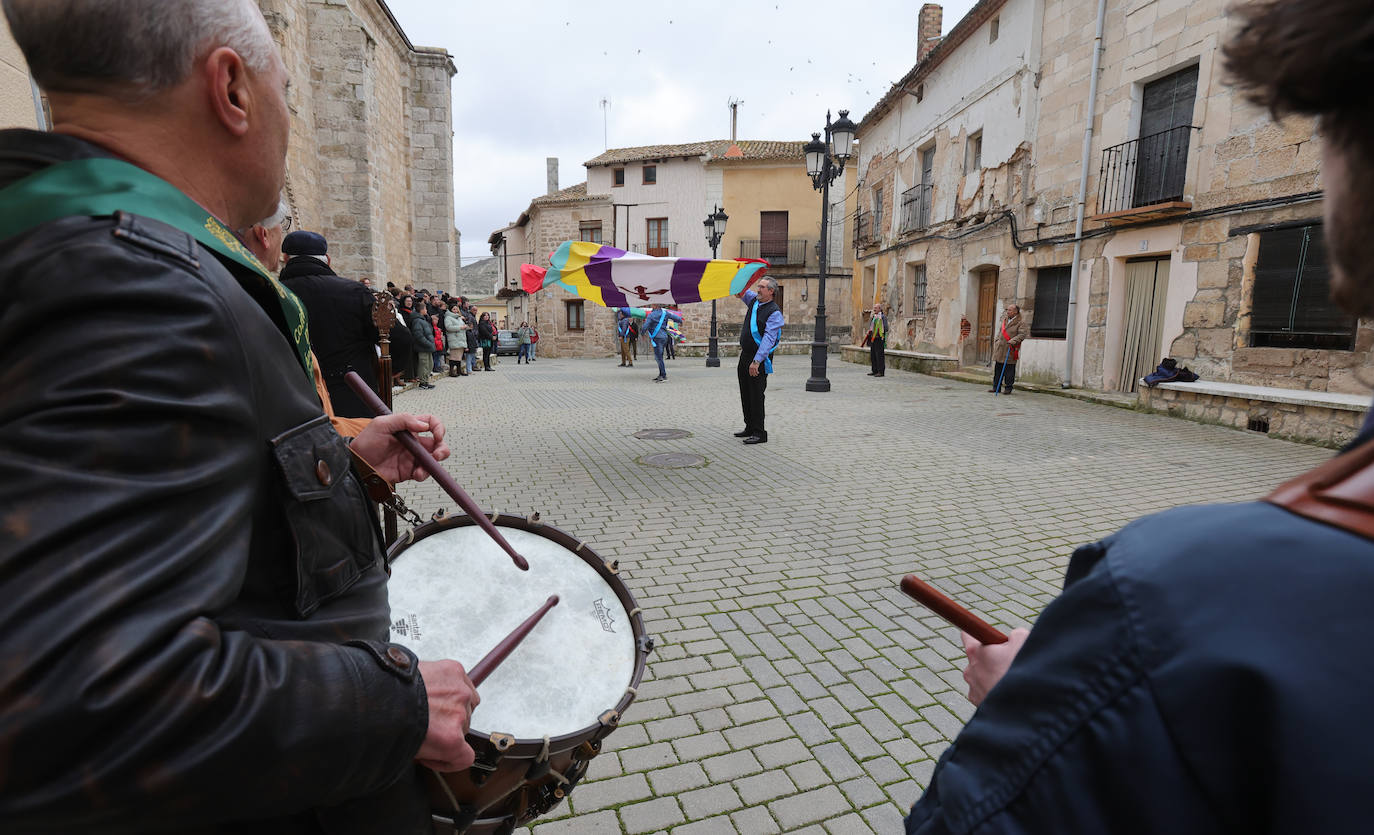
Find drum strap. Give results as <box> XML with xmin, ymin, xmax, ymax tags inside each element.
<box><xmin>1265</xmin><ymin>436</ymin><xmax>1374</xmax><ymax>540</ymax></box>
<box><xmin>349</xmin><ymin>446</ymin><xmax>426</xmax><ymax>529</ymax></box>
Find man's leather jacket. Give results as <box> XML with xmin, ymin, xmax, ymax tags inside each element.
<box><xmin>0</xmin><ymin>131</ymin><xmax>430</xmax><ymax>833</ymax></box>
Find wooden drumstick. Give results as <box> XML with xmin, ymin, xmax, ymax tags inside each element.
<box><xmin>899</xmin><ymin>574</ymin><xmax>1008</xmax><ymax>645</ymax></box>
<box><xmin>343</xmin><ymin>371</ymin><xmax>529</xmax><ymax>571</ymax></box>
<box><xmin>468</xmin><ymin>595</ymin><xmax>560</xmax><ymax>686</ymax></box>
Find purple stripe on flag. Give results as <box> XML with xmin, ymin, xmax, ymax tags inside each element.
<box><xmin>595</xmin><ymin>244</ymin><xmax>628</xmax><ymax>259</ymax></box>
<box><xmin>669</xmin><ymin>259</ymin><xmax>707</xmax><ymax>304</ymax></box>
<box><xmin>585</xmin><ymin>259</ymin><xmax>630</xmax><ymax>307</ymax></box>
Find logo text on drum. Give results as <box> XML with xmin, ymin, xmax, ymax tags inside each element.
<box><xmin>592</xmin><ymin>598</ymin><xmax>617</xmax><ymax>633</ymax></box>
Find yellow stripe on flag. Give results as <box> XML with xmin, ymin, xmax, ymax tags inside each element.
<box><xmin>699</xmin><ymin>260</ymin><xmax>738</xmax><ymax>300</ymax></box>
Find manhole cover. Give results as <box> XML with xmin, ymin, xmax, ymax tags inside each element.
<box><xmin>640</xmin><ymin>452</ymin><xmax>707</xmax><ymax>469</ymax></box>
<box><xmin>634</xmin><ymin>428</ymin><xmax>693</xmax><ymax>440</ymax></box>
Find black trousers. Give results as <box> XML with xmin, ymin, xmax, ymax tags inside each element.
<box><xmin>993</xmin><ymin>361</ymin><xmax>1017</xmax><ymax>391</ymax></box>
<box><xmin>870</xmin><ymin>336</ymin><xmax>886</xmax><ymax>375</ymax></box>
<box><xmin>482</xmin><ymin>346</ymin><xmax>493</xmax><ymax>370</ymax></box>
<box><xmin>738</xmin><ymin>353</ymin><xmax>769</xmax><ymax>437</ymax></box>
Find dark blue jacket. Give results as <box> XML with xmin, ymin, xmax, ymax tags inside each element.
<box><xmin>907</xmin><ymin>489</ymin><xmax>1374</xmax><ymax>834</ymax></box>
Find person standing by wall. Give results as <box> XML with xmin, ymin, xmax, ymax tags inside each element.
<box><xmin>990</xmin><ymin>304</ymin><xmax>1025</xmax><ymax>394</ymax></box>
<box><xmin>868</xmin><ymin>303</ymin><xmax>889</xmax><ymax>377</ymax></box>
<box><xmin>615</xmin><ymin>308</ymin><xmax>636</xmax><ymax>367</ymax></box>
<box><xmin>735</xmin><ymin>277</ymin><xmax>784</xmax><ymax>444</ymax></box>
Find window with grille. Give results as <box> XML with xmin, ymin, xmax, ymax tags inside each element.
<box><xmin>1249</xmin><ymin>223</ymin><xmax>1355</xmax><ymax>350</ymax></box>
<box><xmin>566</xmin><ymin>299</ymin><xmax>585</xmax><ymax>331</ymax></box>
<box><xmin>908</xmin><ymin>263</ymin><xmax>927</xmax><ymax>314</ymax></box>
<box><xmin>1030</xmin><ymin>266</ymin><xmax>1072</xmax><ymax>338</ymax></box>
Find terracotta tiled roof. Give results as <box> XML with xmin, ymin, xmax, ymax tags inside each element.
<box><xmin>531</xmin><ymin>182</ymin><xmax>605</xmax><ymax>205</ymax></box>
<box><xmin>583</xmin><ymin>140</ymin><xmax>805</xmax><ymax>167</ymax></box>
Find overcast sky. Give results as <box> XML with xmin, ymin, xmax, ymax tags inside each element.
<box><xmin>383</xmin><ymin>0</ymin><xmax>978</xmax><ymax>263</ymax></box>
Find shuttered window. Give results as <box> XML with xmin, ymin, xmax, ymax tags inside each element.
<box><xmin>760</xmin><ymin>211</ymin><xmax>788</xmax><ymax>261</ymax></box>
<box><xmin>1030</xmin><ymin>266</ymin><xmax>1072</xmax><ymax>339</ymax></box>
<box><xmin>1249</xmin><ymin>223</ymin><xmax>1355</xmax><ymax>350</ymax></box>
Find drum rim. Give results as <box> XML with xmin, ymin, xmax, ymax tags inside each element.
<box><xmin>388</xmin><ymin>512</ymin><xmax>650</xmax><ymax>754</ymax></box>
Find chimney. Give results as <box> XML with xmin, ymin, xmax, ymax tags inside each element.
<box><xmin>729</xmin><ymin>100</ymin><xmax>740</xmax><ymax>141</ymax></box>
<box><xmin>918</xmin><ymin>4</ymin><xmax>943</xmax><ymax>62</ymax></box>
<box><xmin>546</xmin><ymin>157</ymin><xmax>559</xmax><ymax>196</ymax></box>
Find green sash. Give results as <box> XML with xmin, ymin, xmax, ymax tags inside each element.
<box><xmin>0</xmin><ymin>157</ymin><xmax>313</xmax><ymax>379</ymax></box>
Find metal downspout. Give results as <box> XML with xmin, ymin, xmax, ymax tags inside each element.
<box><xmin>1062</xmin><ymin>0</ymin><xmax>1108</xmax><ymax>387</ymax></box>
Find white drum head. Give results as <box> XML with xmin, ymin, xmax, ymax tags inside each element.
<box><xmin>387</xmin><ymin>524</ymin><xmax>637</xmax><ymax>739</ymax></box>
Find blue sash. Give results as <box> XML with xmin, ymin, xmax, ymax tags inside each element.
<box><xmin>648</xmin><ymin>310</ymin><xmax>668</xmax><ymax>340</ymax></box>
<box><xmin>749</xmin><ymin>302</ymin><xmax>774</xmax><ymax>374</ymax></box>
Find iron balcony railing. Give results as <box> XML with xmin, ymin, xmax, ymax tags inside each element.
<box><xmin>631</xmin><ymin>242</ymin><xmax>678</xmax><ymax>256</ymax></box>
<box><xmin>900</xmin><ymin>184</ymin><xmax>933</xmax><ymax>231</ymax></box>
<box><xmin>1097</xmin><ymin>125</ymin><xmax>1196</xmax><ymax>214</ymax></box>
<box><xmin>738</xmin><ymin>238</ymin><xmax>810</xmax><ymax>266</ymax></box>
<box><xmin>854</xmin><ymin>211</ymin><xmax>876</xmax><ymax>247</ymax></box>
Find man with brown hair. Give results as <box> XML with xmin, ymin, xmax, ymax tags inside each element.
<box><xmin>0</xmin><ymin>1</ymin><xmax>477</xmax><ymax>832</ymax></box>
<box><xmin>904</xmin><ymin>2</ymin><xmax>1374</xmax><ymax>832</ymax></box>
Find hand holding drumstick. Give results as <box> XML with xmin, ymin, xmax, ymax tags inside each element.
<box><xmin>898</xmin><ymin>574</ymin><xmax>1030</xmax><ymax>706</ymax></box>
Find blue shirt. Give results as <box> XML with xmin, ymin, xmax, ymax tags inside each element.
<box><xmin>742</xmin><ymin>289</ymin><xmax>784</xmax><ymax>363</ymax></box>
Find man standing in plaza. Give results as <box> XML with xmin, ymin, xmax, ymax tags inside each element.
<box><xmin>642</xmin><ymin>303</ymin><xmax>682</xmax><ymax>382</ymax></box>
<box><xmin>0</xmin><ymin>1</ymin><xmax>478</xmax><ymax>831</ymax></box>
<box><xmin>615</xmin><ymin>307</ymin><xmax>636</xmax><ymax>367</ymax></box>
<box><xmin>278</xmin><ymin>230</ymin><xmax>383</xmax><ymax>418</ymax></box>
<box><xmin>736</xmin><ymin>277</ymin><xmax>784</xmax><ymax>444</ymax></box>
<box><xmin>990</xmin><ymin>303</ymin><xmax>1024</xmax><ymax>394</ymax></box>
<box><xmin>905</xmin><ymin>2</ymin><xmax>1374</xmax><ymax>830</ymax></box>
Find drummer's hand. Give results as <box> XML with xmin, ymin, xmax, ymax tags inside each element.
<box><xmin>415</xmin><ymin>660</ymin><xmax>480</xmax><ymax>772</ymax></box>
<box><xmin>351</xmin><ymin>413</ymin><xmax>450</xmax><ymax>484</ymax></box>
<box><xmin>961</xmin><ymin>628</ymin><xmax>1030</xmax><ymax>707</ymax></box>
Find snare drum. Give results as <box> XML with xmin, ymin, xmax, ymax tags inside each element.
<box><xmin>386</xmin><ymin>514</ymin><xmax>653</xmax><ymax>835</ymax></box>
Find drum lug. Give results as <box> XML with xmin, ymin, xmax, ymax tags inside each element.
<box><xmin>603</xmin><ymin>559</ymin><xmax>619</xmax><ymax>575</ymax></box>
<box><xmin>576</xmin><ymin>738</ymin><xmax>601</xmax><ymax>760</ymax></box>
<box><xmin>638</xmin><ymin>634</ymin><xmax>656</xmax><ymax>654</ymax></box>
<box><xmin>431</xmin><ymin>507</ymin><xmax>448</xmax><ymax>522</ymax></box>
<box><xmin>597</xmin><ymin>710</ymin><xmax>620</xmax><ymax>731</ymax></box>
<box><xmin>469</xmin><ymin>733</ymin><xmax>516</xmax><ymax>785</ymax></box>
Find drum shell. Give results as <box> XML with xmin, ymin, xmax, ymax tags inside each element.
<box><xmin>386</xmin><ymin>514</ymin><xmax>650</xmax><ymax>833</ymax></box>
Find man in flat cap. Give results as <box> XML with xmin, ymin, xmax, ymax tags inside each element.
<box><xmin>280</xmin><ymin>230</ymin><xmax>384</xmax><ymax>418</ymax></box>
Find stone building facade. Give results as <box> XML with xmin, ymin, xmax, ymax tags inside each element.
<box><xmin>491</xmin><ymin>141</ymin><xmax>852</xmax><ymax>358</ymax></box>
<box><xmin>258</xmin><ymin>0</ymin><xmax>458</xmax><ymax>292</ymax></box>
<box><xmin>855</xmin><ymin>0</ymin><xmax>1362</xmax><ymax>418</ymax></box>
<box><xmin>853</xmin><ymin>0</ymin><xmax>1038</xmax><ymax>367</ymax></box>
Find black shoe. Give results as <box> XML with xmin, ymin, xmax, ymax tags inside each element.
<box><xmin>418</xmin><ymin>382</ymin><xmax>435</xmax><ymax>390</ymax></box>
<box><xmin>874</xmin><ymin>373</ymin><xmax>884</xmax><ymax>377</ymax></box>
<box><xmin>743</xmin><ymin>435</ymin><xmax>768</xmax><ymax>444</ymax></box>
<box><xmin>733</xmin><ymin>430</ymin><xmax>752</xmax><ymax>437</ymax></box>
<box><xmin>1003</xmin><ymin>389</ymin><xmax>1014</xmax><ymax>395</ymax></box>
<box><xmin>988</xmin><ymin>388</ymin><xmax>999</xmax><ymax>393</ymax></box>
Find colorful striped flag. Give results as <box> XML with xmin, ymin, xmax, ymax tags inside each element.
<box><xmin>521</xmin><ymin>241</ymin><xmax>768</xmax><ymax>307</ymax></box>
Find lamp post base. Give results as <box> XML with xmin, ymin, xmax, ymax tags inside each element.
<box><xmin>705</xmin><ymin>336</ymin><xmax>721</xmax><ymax>367</ymax></box>
<box><xmin>805</xmin><ymin>339</ymin><xmax>831</xmax><ymax>392</ymax></box>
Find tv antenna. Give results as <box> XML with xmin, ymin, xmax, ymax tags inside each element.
<box><xmin>599</xmin><ymin>98</ymin><xmax>611</xmax><ymax>149</ymax></box>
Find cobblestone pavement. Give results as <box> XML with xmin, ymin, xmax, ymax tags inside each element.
<box><xmin>394</xmin><ymin>354</ymin><xmax>1332</xmax><ymax>834</ymax></box>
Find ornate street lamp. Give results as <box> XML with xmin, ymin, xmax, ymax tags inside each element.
<box><xmin>703</xmin><ymin>205</ymin><xmax>728</xmax><ymax>368</ymax></box>
<box><xmin>803</xmin><ymin>109</ymin><xmax>856</xmax><ymax>393</ymax></box>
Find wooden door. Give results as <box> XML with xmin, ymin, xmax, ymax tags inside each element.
<box><xmin>646</xmin><ymin>218</ymin><xmax>668</xmax><ymax>257</ymax></box>
<box><xmin>976</xmin><ymin>271</ymin><xmax>997</xmax><ymax>364</ymax></box>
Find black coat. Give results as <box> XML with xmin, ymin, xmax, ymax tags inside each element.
<box><xmin>279</xmin><ymin>258</ymin><xmax>381</xmax><ymax>419</ymax></box>
<box><xmin>0</xmin><ymin>130</ymin><xmax>429</xmax><ymax>834</ymax></box>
